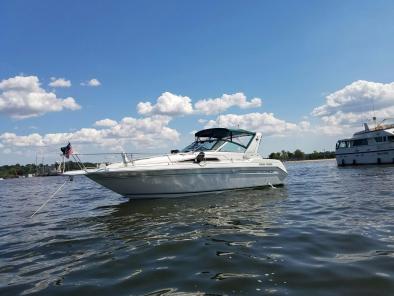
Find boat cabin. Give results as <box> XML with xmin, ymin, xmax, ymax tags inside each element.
<box><xmin>336</xmin><ymin>134</ymin><xmax>394</xmax><ymax>149</ymax></box>
<box><xmin>182</xmin><ymin>128</ymin><xmax>260</xmax><ymax>154</ymax></box>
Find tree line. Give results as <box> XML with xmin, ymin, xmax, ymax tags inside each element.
<box><xmin>268</xmin><ymin>149</ymin><xmax>335</xmax><ymax>161</ymax></box>
<box><xmin>0</xmin><ymin>161</ymin><xmax>97</xmax><ymax>179</ymax></box>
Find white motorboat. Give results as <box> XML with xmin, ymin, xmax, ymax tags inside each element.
<box><xmin>63</xmin><ymin>128</ymin><xmax>288</xmax><ymax>199</ymax></box>
<box><xmin>336</xmin><ymin>119</ymin><xmax>394</xmax><ymax>166</ymax></box>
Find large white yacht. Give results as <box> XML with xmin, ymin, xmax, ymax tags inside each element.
<box><xmin>335</xmin><ymin>119</ymin><xmax>394</xmax><ymax>166</ymax></box>
<box><xmin>63</xmin><ymin>128</ymin><xmax>288</xmax><ymax>198</ymax></box>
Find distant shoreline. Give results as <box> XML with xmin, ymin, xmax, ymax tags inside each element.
<box><xmin>268</xmin><ymin>150</ymin><xmax>336</xmax><ymax>162</ymax></box>
<box><xmin>285</xmin><ymin>158</ymin><xmax>336</xmax><ymax>163</ymax></box>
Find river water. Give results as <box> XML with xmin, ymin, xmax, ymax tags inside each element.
<box><xmin>0</xmin><ymin>159</ymin><xmax>393</xmax><ymax>295</ymax></box>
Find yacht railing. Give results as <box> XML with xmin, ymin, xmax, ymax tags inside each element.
<box><xmin>59</xmin><ymin>152</ymin><xmax>170</xmax><ymax>173</ymax></box>
<box><xmin>59</xmin><ymin>150</ymin><xmax>246</xmax><ymax>173</ymax></box>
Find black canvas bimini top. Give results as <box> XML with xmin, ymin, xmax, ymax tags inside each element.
<box><xmin>195</xmin><ymin>128</ymin><xmax>255</xmax><ymax>139</ymax></box>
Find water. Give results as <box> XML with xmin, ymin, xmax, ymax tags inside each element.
<box><xmin>1</xmin><ymin>159</ymin><xmax>394</xmax><ymax>295</ymax></box>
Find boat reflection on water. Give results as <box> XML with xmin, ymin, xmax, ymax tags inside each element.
<box><xmin>95</xmin><ymin>186</ymin><xmax>289</xmax><ymax>245</ymax></box>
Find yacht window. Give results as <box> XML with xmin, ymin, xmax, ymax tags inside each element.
<box><xmin>338</xmin><ymin>141</ymin><xmax>348</xmax><ymax>148</ymax></box>
<box><xmin>388</xmin><ymin>136</ymin><xmax>394</xmax><ymax>142</ymax></box>
<box><xmin>219</xmin><ymin>141</ymin><xmax>246</xmax><ymax>153</ymax></box>
<box><xmin>352</xmin><ymin>139</ymin><xmax>368</xmax><ymax>146</ymax></box>
<box><xmin>375</xmin><ymin>137</ymin><xmax>383</xmax><ymax>142</ymax></box>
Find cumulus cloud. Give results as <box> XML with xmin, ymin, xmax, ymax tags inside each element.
<box><xmin>137</xmin><ymin>91</ymin><xmax>261</xmax><ymax>116</ymax></box>
<box><xmin>0</xmin><ymin>115</ymin><xmax>180</xmax><ymax>152</ymax></box>
<box><xmin>204</xmin><ymin>112</ymin><xmax>309</xmax><ymax>136</ymax></box>
<box><xmin>0</xmin><ymin>132</ymin><xmax>44</xmax><ymax>147</ymax></box>
<box><xmin>299</xmin><ymin>120</ymin><xmax>311</xmax><ymax>130</ymax></box>
<box><xmin>194</xmin><ymin>92</ymin><xmax>262</xmax><ymax>115</ymax></box>
<box><xmin>137</xmin><ymin>92</ymin><xmax>193</xmax><ymax>116</ymax></box>
<box><xmin>314</xmin><ymin>124</ymin><xmax>346</xmax><ymax>136</ymax></box>
<box><xmin>107</xmin><ymin>115</ymin><xmax>179</xmax><ymax>147</ymax></box>
<box><xmin>312</xmin><ymin>80</ymin><xmax>394</xmax><ymax>125</ymax></box>
<box><xmin>81</xmin><ymin>78</ymin><xmax>101</xmax><ymax>87</ymax></box>
<box><xmin>49</xmin><ymin>77</ymin><xmax>71</xmax><ymax>88</ymax></box>
<box><xmin>94</xmin><ymin>118</ymin><xmax>118</xmax><ymax>127</ymax></box>
<box><xmin>0</xmin><ymin>75</ymin><xmax>81</xmax><ymax>119</ymax></box>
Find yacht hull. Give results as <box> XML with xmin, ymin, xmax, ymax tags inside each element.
<box><xmin>336</xmin><ymin>148</ymin><xmax>394</xmax><ymax>165</ymax></box>
<box><xmin>86</xmin><ymin>166</ymin><xmax>287</xmax><ymax>199</ymax></box>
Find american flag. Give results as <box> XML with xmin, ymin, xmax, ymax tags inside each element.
<box><xmin>60</xmin><ymin>143</ymin><xmax>73</xmax><ymax>159</ymax></box>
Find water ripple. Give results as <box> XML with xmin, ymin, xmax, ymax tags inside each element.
<box><xmin>1</xmin><ymin>160</ymin><xmax>394</xmax><ymax>295</ymax></box>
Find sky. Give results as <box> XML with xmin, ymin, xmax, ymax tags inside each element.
<box><xmin>1</xmin><ymin>0</ymin><xmax>394</xmax><ymax>164</ymax></box>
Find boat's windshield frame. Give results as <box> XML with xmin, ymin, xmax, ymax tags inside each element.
<box><xmin>181</xmin><ymin>135</ymin><xmax>253</xmax><ymax>153</ymax></box>
<box><xmin>181</xmin><ymin>139</ymin><xmax>225</xmax><ymax>152</ymax></box>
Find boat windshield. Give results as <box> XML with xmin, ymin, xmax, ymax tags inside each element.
<box><xmin>336</xmin><ymin>140</ymin><xmax>350</xmax><ymax>149</ymax></box>
<box><xmin>181</xmin><ymin>139</ymin><xmax>225</xmax><ymax>152</ymax></box>
<box><xmin>182</xmin><ymin>129</ymin><xmax>255</xmax><ymax>153</ymax></box>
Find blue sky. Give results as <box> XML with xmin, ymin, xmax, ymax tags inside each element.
<box><xmin>1</xmin><ymin>1</ymin><xmax>394</xmax><ymax>164</ymax></box>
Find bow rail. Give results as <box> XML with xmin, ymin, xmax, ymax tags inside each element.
<box><xmin>59</xmin><ymin>151</ymin><xmax>172</xmax><ymax>173</ymax></box>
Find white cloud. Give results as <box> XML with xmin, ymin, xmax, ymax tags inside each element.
<box><xmin>194</xmin><ymin>92</ymin><xmax>262</xmax><ymax>115</ymax></box>
<box><xmin>81</xmin><ymin>78</ymin><xmax>101</xmax><ymax>87</ymax></box>
<box><xmin>137</xmin><ymin>92</ymin><xmax>193</xmax><ymax>116</ymax></box>
<box><xmin>312</xmin><ymin>80</ymin><xmax>394</xmax><ymax>125</ymax></box>
<box><xmin>0</xmin><ymin>115</ymin><xmax>180</xmax><ymax>152</ymax></box>
<box><xmin>299</xmin><ymin>120</ymin><xmax>311</xmax><ymax>130</ymax></box>
<box><xmin>314</xmin><ymin>124</ymin><xmax>346</xmax><ymax>136</ymax></box>
<box><xmin>136</xmin><ymin>101</ymin><xmax>153</xmax><ymax>115</ymax></box>
<box><xmin>49</xmin><ymin>77</ymin><xmax>71</xmax><ymax>88</ymax></box>
<box><xmin>3</xmin><ymin>148</ymin><xmax>11</xmax><ymax>154</ymax></box>
<box><xmin>309</xmin><ymin>80</ymin><xmax>394</xmax><ymax>136</ymax></box>
<box><xmin>94</xmin><ymin>118</ymin><xmax>118</xmax><ymax>127</ymax></box>
<box><xmin>204</xmin><ymin>112</ymin><xmax>308</xmax><ymax>136</ymax></box>
<box><xmin>0</xmin><ymin>132</ymin><xmax>44</xmax><ymax>147</ymax></box>
<box><xmin>0</xmin><ymin>75</ymin><xmax>81</xmax><ymax>119</ymax></box>
<box><xmin>137</xmin><ymin>91</ymin><xmax>261</xmax><ymax>117</ymax></box>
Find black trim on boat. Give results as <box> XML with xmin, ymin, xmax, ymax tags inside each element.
<box><xmin>178</xmin><ymin>157</ymin><xmax>220</xmax><ymax>162</ymax></box>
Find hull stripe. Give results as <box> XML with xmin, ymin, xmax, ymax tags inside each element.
<box><xmin>88</xmin><ymin>170</ymin><xmax>282</xmax><ymax>180</ymax></box>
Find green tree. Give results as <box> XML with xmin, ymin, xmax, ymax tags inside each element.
<box><xmin>294</xmin><ymin>149</ymin><xmax>305</xmax><ymax>160</ymax></box>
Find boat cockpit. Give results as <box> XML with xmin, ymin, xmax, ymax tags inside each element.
<box><xmin>181</xmin><ymin>128</ymin><xmax>256</xmax><ymax>153</ymax></box>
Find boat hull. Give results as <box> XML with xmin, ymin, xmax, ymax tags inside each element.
<box><xmin>86</xmin><ymin>166</ymin><xmax>287</xmax><ymax>199</ymax></box>
<box><xmin>336</xmin><ymin>148</ymin><xmax>394</xmax><ymax>165</ymax></box>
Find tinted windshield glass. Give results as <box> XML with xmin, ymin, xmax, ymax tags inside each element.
<box><xmin>219</xmin><ymin>141</ymin><xmax>246</xmax><ymax>153</ymax></box>
<box><xmin>182</xmin><ymin>140</ymin><xmax>224</xmax><ymax>152</ymax></box>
